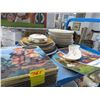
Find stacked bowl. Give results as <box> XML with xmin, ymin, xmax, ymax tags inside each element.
<box><xmin>48</xmin><ymin>29</ymin><xmax>74</xmax><ymax>47</ymax></box>
<box><xmin>19</xmin><ymin>34</ymin><xmax>57</xmax><ymax>55</ymax></box>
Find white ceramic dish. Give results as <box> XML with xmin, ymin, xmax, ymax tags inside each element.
<box><xmin>48</xmin><ymin>29</ymin><xmax>74</xmax><ymax>34</ymax></box>
<box><xmin>60</xmin><ymin>45</ymin><xmax>82</xmax><ymax>61</ymax></box>
<box><xmin>28</xmin><ymin>34</ymin><xmax>48</xmax><ymax>43</ymax></box>
<box><xmin>48</xmin><ymin>32</ymin><xmax>73</xmax><ymax>37</ymax></box>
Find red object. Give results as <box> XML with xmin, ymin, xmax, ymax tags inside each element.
<box><xmin>44</xmin><ymin>13</ymin><xmax>47</xmax><ymax>28</ymax></box>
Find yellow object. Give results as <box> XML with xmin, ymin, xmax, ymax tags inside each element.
<box><xmin>29</xmin><ymin>68</ymin><xmax>45</xmax><ymax>86</ymax></box>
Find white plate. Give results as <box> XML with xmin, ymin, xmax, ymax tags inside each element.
<box><xmin>48</xmin><ymin>32</ymin><xmax>73</xmax><ymax>37</ymax></box>
<box><xmin>28</xmin><ymin>34</ymin><xmax>48</xmax><ymax>43</ymax></box>
<box><xmin>48</xmin><ymin>29</ymin><xmax>74</xmax><ymax>34</ymax></box>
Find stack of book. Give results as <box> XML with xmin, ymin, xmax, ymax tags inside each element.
<box><xmin>1</xmin><ymin>46</ymin><xmax>58</xmax><ymax>87</ymax></box>
<box><xmin>52</xmin><ymin>47</ymin><xmax>100</xmax><ymax>75</ymax></box>
<box><xmin>48</xmin><ymin>29</ymin><xmax>74</xmax><ymax>47</ymax></box>
<box><xmin>19</xmin><ymin>34</ymin><xmax>57</xmax><ymax>55</ymax></box>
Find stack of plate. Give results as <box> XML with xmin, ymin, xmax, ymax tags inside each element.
<box><xmin>19</xmin><ymin>34</ymin><xmax>57</xmax><ymax>55</ymax></box>
<box><xmin>48</xmin><ymin>29</ymin><xmax>74</xmax><ymax>47</ymax></box>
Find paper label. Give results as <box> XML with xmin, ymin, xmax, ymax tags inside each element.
<box><xmin>29</xmin><ymin>68</ymin><xmax>45</xmax><ymax>86</ymax></box>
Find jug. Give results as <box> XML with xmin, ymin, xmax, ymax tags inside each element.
<box><xmin>64</xmin><ymin>44</ymin><xmax>82</xmax><ymax>61</ymax></box>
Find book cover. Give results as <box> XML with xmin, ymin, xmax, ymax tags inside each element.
<box><xmin>1</xmin><ymin>46</ymin><xmax>57</xmax><ymax>81</ymax></box>
<box><xmin>56</xmin><ymin>47</ymin><xmax>100</xmax><ymax>66</ymax></box>
<box><xmin>79</xmin><ymin>48</ymin><xmax>100</xmax><ymax>65</ymax></box>
<box><xmin>52</xmin><ymin>48</ymin><xmax>100</xmax><ymax>75</ymax></box>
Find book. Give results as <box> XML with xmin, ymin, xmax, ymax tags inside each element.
<box><xmin>56</xmin><ymin>47</ymin><xmax>100</xmax><ymax>67</ymax></box>
<box><xmin>88</xmin><ymin>69</ymin><xmax>100</xmax><ymax>83</ymax></box>
<box><xmin>1</xmin><ymin>46</ymin><xmax>58</xmax><ymax>86</ymax></box>
<box><xmin>54</xmin><ymin>55</ymin><xmax>99</xmax><ymax>75</ymax></box>
<box><xmin>52</xmin><ymin>47</ymin><xmax>100</xmax><ymax>75</ymax></box>
<box><xmin>79</xmin><ymin>48</ymin><xmax>100</xmax><ymax>66</ymax></box>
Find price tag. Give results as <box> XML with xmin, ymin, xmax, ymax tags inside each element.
<box><xmin>29</xmin><ymin>68</ymin><xmax>45</xmax><ymax>86</ymax></box>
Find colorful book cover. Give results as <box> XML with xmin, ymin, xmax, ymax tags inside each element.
<box><xmin>79</xmin><ymin>48</ymin><xmax>100</xmax><ymax>65</ymax></box>
<box><xmin>1</xmin><ymin>46</ymin><xmax>57</xmax><ymax>80</ymax></box>
<box><xmin>55</xmin><ymin>47</ymin><xmax>100</xmax><ymax>67</ymax></box>
<box><xmin>52</xmin><ymin>47</ymin><xmax>100</xmax><ymax>75</ymax></box>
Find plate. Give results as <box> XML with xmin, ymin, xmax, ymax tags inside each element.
<box><xmin>48</xmin><ymin>29</ymin><xmax>74</xmax><ymax>34</ymax></box>
<box><xmin>28</xmin><ymin>34</ymin><xmax>48</xmax><ymax>43</ymax></box>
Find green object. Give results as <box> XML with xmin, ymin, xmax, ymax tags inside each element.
<box><xmin>55</xmin><ymin>58</ymin><xmax>99</xmax><ymax>75</ymax></box>
<box><xmin>1</xmin><ymin>19</ymin><xmax>44</xmax><ymax>28</ymax></box>
<box><xmin>70</xmin><ymin>65</ymin><xmax>99</xmax><ymax>75</ymax></box>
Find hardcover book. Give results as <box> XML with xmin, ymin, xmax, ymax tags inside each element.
<box><xmin>52</xmin><ymin>47</ymin><xmax>100</xmax><ymax>75</ymax></box>
<box><xmin>57</xmin><ymin>47</ymin><xmax>100</xmax><ymax>67</ymax></box>
<box><xmin>1</xmin><ymin>46</ymin><xmax>58</xmax><ymax>86</ymax></box>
